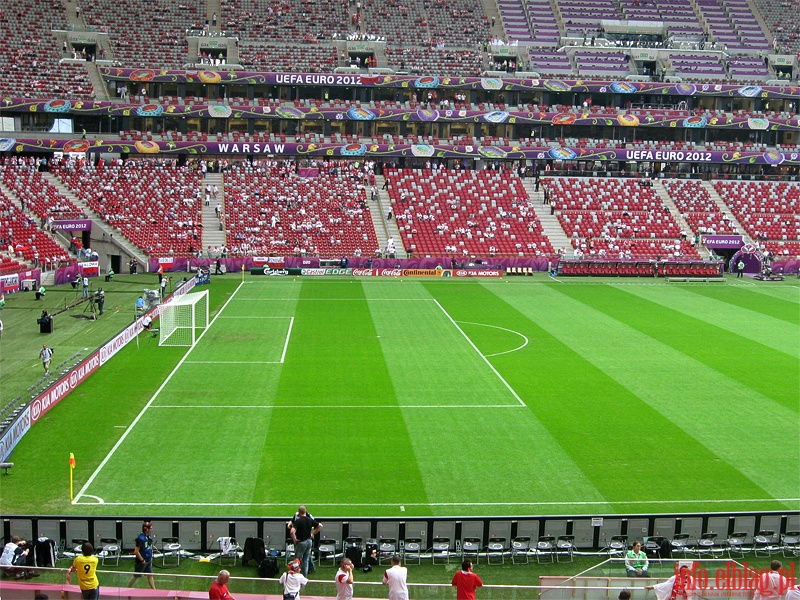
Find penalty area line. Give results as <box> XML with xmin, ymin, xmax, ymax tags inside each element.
<box><xmin>72</xmin><ymin>281</ymin><xmax>247</xmax><ymax>504</ymax></box>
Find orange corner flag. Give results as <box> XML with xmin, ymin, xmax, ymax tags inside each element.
<box><xmin>69</xmin><ymin>453</ymin><xmax>76</xmax><ymax>469</ymax></box>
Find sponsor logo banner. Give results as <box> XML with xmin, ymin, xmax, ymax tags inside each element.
<box><xmin>0</xmin><ymin>406</ymin><xmax>30</xmax><ymax>462</ymax></box>
<box><xmin>158</xmin><ymin>257</ymin><xmax>175</xmax><ymax>269</ymax></box>
<box><xmin>252</xmin><ymin>256</ymin><xmax>285</xmax><ymax>267</ymax></box>
<box><xmin>251</xmin><ymin>268</ymin><xmax>297</xmax><ymax>276</ymax></box>
<box><xmin>402</xmin><ymin>269</ymin><xmax>445</xmax><ymax>277</ymax></box>
<box><xmin>702</xmin><ymin>235</ymin><xmax>744</xmax><ymax>249</ymax></box>
<box><xmin>352</xmin><ymin>268</ymin><xmax>403</xmax><ymax>277</ymax></box>
<box><xmin>452</xmin><ymin>269</ymin><xmax>503</xmax><ymax>278</ymax></box>
<box><xmin>0</xmin><ymin>274</ymin><xmax>20</xmax><ymax>293</ymax></box>
<box><xmin>301</xmin><ymin>268</ymin><xmax>353</xmax><ymax>276</ymax></box>
<box><xmin>30</xmin><ymin>349</ymin><xmax>102</xmax><ymax>425</ymax></box>
<box><xmin>79</xmin><ymin>261</ymin><xmax>99</xmax><ymax>276</ymax></box>
<box><xmin>52</xmin><ymin>219</ymin><xmax>92</xmax><ymax>231</ymax></box>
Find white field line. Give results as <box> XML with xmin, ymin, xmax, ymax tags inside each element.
<box><xmin>280</xmin><ymin>317</ymin><xmax>294</xmax><ymax>363</ymax></box>
<box><xmin>233</xmin><ymin>298</ymin><xmax>433</xmax><ymax>301</ymax></box>
<box><xmin>456</xmin><ymin>321</ymin><xmax>529</xmax><ymax>357</ymax></box>
<box><xmin>73</xmin><ymin>498</ymin><xmax>800</xmax><ymax>507</ymax></box>
<box><xmin>149</xmin><ymin>404</ymin><xmax>525</xmax><ymax>409</ymax></box>
<box><xmin>434</xmin><ymin>299</ymin><xmax>527</xmax><ymax>407</ymax></box>
<box><xmin>72</xmin><ymin>281</ymin><xmax>247</xmax><ymax>504</ymax></box>
<box><xmin>184</xmin><ymin>361</ymin><xmax>282</xmax><ymax>364</ymax></box>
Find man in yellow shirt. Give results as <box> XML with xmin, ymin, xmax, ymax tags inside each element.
<box><xmin>67</xmin><ymin>542</ymin><xmax>100</xmax><ymax>599</ymax></box>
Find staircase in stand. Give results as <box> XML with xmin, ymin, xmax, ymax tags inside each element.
<box><xmin>372</xmin><ymin>176</ymin><xmax>405</xmax><ymax>257</ymax></box>
<box><xmin>521</xmin><ymin>178</ymin><xmax>570</xmax><ymax>256</ymax></box>
<box><xmin>652</xmin><ymin>179</ymin><xmax>711</xmax><ymax>258</ymax></box>
<box><xmin>202</xmin><ymin>173</ymin><xmax>226</xmax><ymax>252</ymax></box>
<box><xmin>700</xmin><ymin>181</ymin><xmax>755</xmax><ymax>247</ymax></box>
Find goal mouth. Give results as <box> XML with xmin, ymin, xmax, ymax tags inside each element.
<box><xmin>159</xmin><ymin>290</ymin><xmax>209</xmax><ymax>347</ymax></box>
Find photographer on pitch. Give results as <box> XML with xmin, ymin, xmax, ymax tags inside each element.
<box><xmin>95</xmin><ymin>288</ymin><xmax>105</xmax><ymax>316</ymax></box>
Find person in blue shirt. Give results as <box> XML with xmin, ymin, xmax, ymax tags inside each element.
<box><xmin>135</xmin><ymin>296</ymin><xmax>145</xmax><ymax>312</ymax></box>
<box><xmin>127</xmin><ymin>522</ymin><xmax>156</xmax><ymax>589</ymax></box>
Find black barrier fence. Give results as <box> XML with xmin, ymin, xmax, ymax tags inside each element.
<box><xmin>4</xmin><ymin>512</ymin><xmax>798</xmax><ymax>554</ymax></box>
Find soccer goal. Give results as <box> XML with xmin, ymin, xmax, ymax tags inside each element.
<box><xmin>159</xmin><ymin>290</ymin><xmax>209</xmax><ymax>347</ymax></box>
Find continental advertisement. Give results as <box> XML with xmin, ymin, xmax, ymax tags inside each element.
<box><xmin>402</xmin><ymin>269</ymin><xmax>448</xmax><ymax>277</ymax></box>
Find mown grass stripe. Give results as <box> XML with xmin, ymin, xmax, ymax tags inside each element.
<box><xmin>614</xmin><ymin>284</ymin><xmax>799</xmax><ymax>357</ymax></box>
<box><xmin>372</xmin><ymin>282</ymin><xmax>611</xmax><ymax>515</ymax></box>
<box><xmin>682</xmin><ymin>285</ymin><xmax>800</xmax><ymax>324</ymax></box>
<box><xmin>254</xmin><ymin>281</ymin><xmax>431</xmax><ymax>513</ymax></box>
<box><xmin>519</xmin><ymin>283</ymin><xmax>797</xmax><ymax>506</ymax></box>
<box><xmin>559</xmin><ymin>284</ymin><xmax>799</xmax><ymax>412</ymax></box>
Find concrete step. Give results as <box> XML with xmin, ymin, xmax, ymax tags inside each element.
<box><xmin>522</xmin><ymin>179</ymin><xmax>571</xmax><ymax>254</ymax></box>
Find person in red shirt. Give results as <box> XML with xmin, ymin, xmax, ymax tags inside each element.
<box><xmin>209</xmin><ymin>570</ymin><xmax>236</xmax><ymax>600</ymax></box>
<box><xmin>451</xmin><ymin>560</ymin><xmax>483</xmax><ymax>600</ymax></box>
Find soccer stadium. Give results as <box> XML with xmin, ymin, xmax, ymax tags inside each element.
<box><xmin>0</xmin><ymin>0</ymin><xmax>798</xmax><ymax>598</ymax></box>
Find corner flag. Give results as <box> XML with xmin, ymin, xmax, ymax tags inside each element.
<box><xmin>69</xmin><ymin>453</ymin><xmax>76</xmax><ymax>502</ymax></box>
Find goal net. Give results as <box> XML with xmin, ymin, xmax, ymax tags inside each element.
<box><xmin>159</xmin><ymin>290</ymin><xmax>209</xmax><ymax>347</ymax></box>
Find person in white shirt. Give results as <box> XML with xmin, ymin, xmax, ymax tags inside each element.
<box><xmin>382</xmin><ymin>556</ymin><xmax>408</xmax><ymax>600</ymax></box>
<box><xmin>753</xmin><ymin>561</ymin><xmax>790</xmax><ymax>600</ymax></box>
<box><xmin>280</xmin><ymin>559</ymin><xmax>308</xmax><ymax>600</ymax></box>
<box><xmin>335</xmin><ymin>558</ymin><xmax>354</xmax><ymax>600</ymax></box>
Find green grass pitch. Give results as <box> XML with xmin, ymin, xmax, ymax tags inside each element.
<box><xmin>2</xmin><ymin>277</ymin><xmax>798</xmax><ymax>517</ymax></box>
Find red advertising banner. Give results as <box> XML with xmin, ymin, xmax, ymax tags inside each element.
<box><xmin>30</xmin><ymin>350</ymin><xmax>102</xmax><ymax>424</ymax></box>
<box><xmin>252</xmin><ymin>256</ymin><xmax>285</xmax><ymax>268</ymax></box>
<box><xmin>79</xmin><ymin>261</ymin><xmax>99</xmax><ymax>276</ymax></box>
<box><xmin>352</xmin><ymin>268</ymin><xmax>403</xmax><ymax>277</ymax></box>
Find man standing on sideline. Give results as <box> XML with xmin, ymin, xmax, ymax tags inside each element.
<box><xmin>335</xmin><ymin>558</ymin><xmax>354</xmax><ymax>600</ymax></box>
<box><xmin>382</xmin><ymin>556</ymin><xmax>408</xmax><ymax>600</ymax></box>
<box><xmin>290</xmin><ymin>505</ymin><xmax>322</xmax><ymax>577</ymax></box>
<box><xmin>40</xmin><ymin>344</ymin><xmax>54</xmax><ymax>375</ymax></box>
<box><xmin>67</xmin><ymin>542</ymin><xmax>99</xmax><ymax>599</ymax></box>
<box><xmin>452</xmin><ymin>560</ymin><xmax>483</xmax><ymax>600</ymax></box>
<box><xmin>209</xmin><ymin>570</ymin><xmax>236</xmax><ymax>600</ymax></box>
<box><xmin>82</xmin><ymin>275</ymin><xmax>89</xmax><ymax>298</ymax></box>
<box><xmin>737</xmin><ymin>258</ymin><xmax>745</xmax><ymax>278</ymax></box>
<box><xmin>128</xmin><ymin>521</ymin><xmax>156</xmax><ymax>589</ymax></box>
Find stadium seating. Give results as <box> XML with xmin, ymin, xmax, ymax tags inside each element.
<box><xmin>662</xmin><ymin>179</ymin><xmax>737</xmax><ymax>236</ymax></box>
<box><xmin>223</xmin><ymin>162</ymin><xmax>379</xmax><ymax>257</ymax></box>
<box><xmin>81</xmin><ymin>0</ymin><xmax>199</xmax><ymax>69</ymax></box>
<box><xmin>713</xmin><ymin>181</ymin><xmax>800</xmax><ymax>258</ymax></box>
<box><xmin>546</xmin><ymin>177</ymin><xmax>700</xmax><ymax>259</ymax></box>
<box><xmin>51</xmin><ymin>161</ymin><xmax>204</xmax><ymax>256</ymax></box>
<box><xmin>385</xmin><ymin>168</ymin><xmax>554</xmax><ymax>257</ymax></box>
<box><xmin>0</xmin><ymin>189</ymin><xmax>72</xmax><ymax>271</ymax></box>
<box><xmin>0</xmin><ymin>163</ymin><xmax>85</xmax><ymax>222</ymax></box>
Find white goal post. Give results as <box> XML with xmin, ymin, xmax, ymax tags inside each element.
<box><xmin>159</xmin><ymin>290</ymin><xmax>209</xmax><ymax>347</ymax></box>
